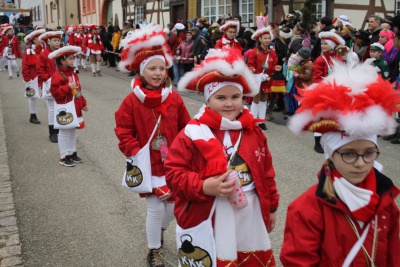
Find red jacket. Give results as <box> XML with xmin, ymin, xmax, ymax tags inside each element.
<box><xmin>36</xmin><ymin>47</ymin><xmax>56</xmax><ymax>84</ymax></box>
<box><xmin>114</xmin><ymin>79</ymin><xmax>191</xmax><ymax>177</ymax></box>
<box><xmin>86</xmin><ymin>33</ymin><xmax>104</xmax><ymax>53</ymax></box>
<box><xmin>169</xmin><ymin>31</ymin><xmax>186</xmax><ymax>55</ymax></box>
<box><xmin>312</xmin><ymin>51</ymin><xmax>343</xmax><ymax>83</ymax></box>
<box><xmin>22</xmin><ymin>44</ymin><xmax>42</xmax><ymax>82</ymax></box>
<box><xmin>3</xmin><ymin>35</ymin><xmax>21</xmax><ymax>58</ymax></box>
<box><xmin>247</xmin><ymin>46</ymin><xmax>278</xmax><ymax>92</ymax></box>
<box><xmin>280</xmin><ymin>168</ymin><xmax>400</xmax><ymax>267</ymax></box>
<box><xmin>164</xmin><ymin>122</ymin><xmax>279</xmax><ymax>229</ymax></box>
<box><xmin>73</xmin><ymin>33</ymin><xmax>84</xmax><ymax>48</ymax></box>
<box><xmin>214</xmin><ymin>35</ymin><xmax>244</xmax><ymax>53</ymax></box>
<box><xmin>50</xmin><ymin>65</ymin><xmax>87</xmax><ymax>118</ymax></box>
<box><xmin>0</xmin><ymin>33</ymin><xmax>5</xmax><ymax>55</ymax></box>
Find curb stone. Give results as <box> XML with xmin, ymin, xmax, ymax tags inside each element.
<box><xmin>0</xmin><ymin>96</ymin><xmax>23</xmax><ymax>267</ymax></box>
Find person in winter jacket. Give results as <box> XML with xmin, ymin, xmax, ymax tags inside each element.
<box><xmin>311</xmin><ymin>16</ymin><xmax>335</xmax><ymax>61</ymax></box>
<box><xmin>169</xmin><ymin>23</ymin><xmax>186</xmax><ymax>85</ymax></box>
<box><xmin>114</xmin><ymin>24</ymin><xmax>190</xmax><ymax>267</ymax></box>
<box><xmin>22</xmin><ymin>29</ymin><xmax>45</xmax><ymax>125</ymax></box>
<box><xmin>351</xmin><ymin>30</ymin><xmax>371</xmax><ymax>62</ymax></box>
<box><xmin>37</xmin><ymin>31</ymin><xmax>64</xmax><ymax>143</ymax></box>
<box><xmin>378</xmin><ymin>29</ymin><xmax>399</xmax><ymax>82</ymax></box>
<box><xmin>2</xmin><ymin>25</ymin><xmax>21</xmax><ymax>79</ymax></box>
<box><xmin>247</xmin><ymin>26</ymin><xmax>280</xmax><ymax>132</ymax></box>
<box><xmin>214</xmin><ymin>21</ymin><xmax>243</xmax><ymax>53</ymax></box>
<box><xmin>49</xmin><ymin>46</ymin><xmax>88</xmax><ymax>167</ymax></box>
<box><xmin>312</xmin><ymin>31</ymin><xmax>345</xmax><ymax>154</ymax></box>
<box><xmin>165</xmin><ymin>47</ymin><xmax>279</xmax><ymax>266</ymax></box>
<box><xmin>175</xmin><ymin>31</ymin><xmax>194</xmax><ymax>78</ymax></box>
<box><xmin>281</xmin><ymin>60</ymin><xmax>399</xmax><ymax>267</ymax></box>
<box><xmin>369</xmin><ymin>42</ymin><xmax>390</xmax><ymax>80</ymax></box>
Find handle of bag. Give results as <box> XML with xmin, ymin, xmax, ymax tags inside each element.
<box><xmin>146</xmin><ymin>115</ymin><xmax>161</xmax><ymax>145</ymax></box>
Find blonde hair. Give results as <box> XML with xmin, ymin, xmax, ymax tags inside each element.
<box><xmin>323</xmin><ymin>160</ymin><xmax>337</xmax><ymax>201</ymax></box>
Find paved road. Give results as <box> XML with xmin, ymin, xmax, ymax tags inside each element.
<box><xmin>0</xmin><ymin>61</ymin><xmax>399</xmax><ymax>266</ymax></box>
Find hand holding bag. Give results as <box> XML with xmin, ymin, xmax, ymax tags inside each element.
<box><xmin>122</xmin><ymin>116</ymin><xmax>161</xmax><ymax>193</ymax></box>
<box><xmin>53</xmin><ymin>96</ymin><xmax>80</xmax><ymax>129</ymax></box>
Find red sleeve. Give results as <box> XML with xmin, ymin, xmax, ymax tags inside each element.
<box><xmin>15</xmin><ymin>39</ymin><xmax>22</xmax><ymax>58</ymax></box>
<box><xmin>246</xmin><ymin>48</ymin><xmax>257</xmax><ymax>73</ymax></box>
<box><xmin>114</xmin><ymin>95</ymin><xmax>141</xmax><ymax>157</ymax></box>
<box><xmin>262</xmin><ymin>134</ymin><xmax>279</xmax><ymax>211</ymax></box>
<box><xmin>387</xmin><ymin>200</ymin><xmax>400</xmax><ymax>266</ymax></box>
<box><xmin>36</xmin><ymin>53</ymin><xmax>50</xmax><ymax>82</ymax></box>
<box><xmin>312</xmin><ymin>56</ymin><xmax>327</xmax><ymax>84</ymax></box>
<box><xmin>164</xmin><ymin>129</ymin><xmax>208</xmax><ymax>202</ymax></box>
<box><xmin>280</xmin><ymin>188</ymin><xmax>324</xmax><ymax>266</ymax></box>
<box><xmin>50</xmin><ymin>72</ymin><xmax>72</xmax><ymax>100</ymax></box>
<box><xmin>21</xmin><ymin>50</ymin><xmax>30</xmax><ymax>82</ymax></box>
<box><xmin>68</xmin><ymin>35</ymin><xmax>75</xmax><ymax>46</ymax></box>
<box><xmin>214</xmin><ymin>40</ymin><xmax>223</xmax><ymax>49</ymax></box>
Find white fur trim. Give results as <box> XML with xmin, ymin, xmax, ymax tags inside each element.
<box><xmin>220</xmin><ymin>21</ymin><xmax>240</xmax><ymax>32</ymax></box>
<box><xmin>24</xmin><ymin>29</ymin><xmax>46</xmax><ymax>42</ymax></box>
<box><xmin>2</xmin><ymin>26</ymin><xmax>13</xmax><ymax>35</ymax></box>
<box><xmin>204</xmin><ymin>81</ymin><xmax>243</xmax><ymax>101</ymax></box>
<box><xmin>251</xmin><ymin>26</ymin><xmax>274</xmax><ymax>40</ymax></box>
<box><xmin>177</xmin><ymin>49</ymin><xmax>259</xmax><ymax>97</ymax></box>
<box><xmin>118</xmin><ymin>24</ymin><xmax>172</xmax><ymax>73</ymax></box>
<box><xmin>38</xmin><ymin>31</ymin><xmax>64</xmax><ymax>41</ymax></box>
<box><xmin>279</xmin><ymin>29</ymin><xmax>293</xmax><ymax>39</ymax></box>
<box><xmin>48</xmin><ymin>46</ymin><xmax>82</xmax><ymax>59</ymax></box>
<box><xmin>319</xmin><ymin>31</ymin><xmax>345</xmax><ymax>46</ymax></box>
<box><xmin>174</xmin><ymin>23</ymin><xmax>185</xmax><ymax>30</ymax></box>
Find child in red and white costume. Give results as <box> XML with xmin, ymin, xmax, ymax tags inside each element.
<box><xmin>114</xmin><ymin>24</ymin><xmax>191</xmax><ymax>267</ymax></box>
<box><xmin>214</xmin><ymin>21</ymin><xmax>243</xmax><ymax>53</ymax></box>
<box><xmin>85</xmin><ymin>24</ymin><xmax>104</xmax><ymax>76</ymax></box>
<box><xmin>165</xmin><ymin>47</ymin><xmax>279</xmax><ymax>267</ymax></box>
<box><xmin>22</xmin><ymin>29</ymin><xmax>45</xmax><ymax>125</ymax></box>
<box><xmin>247</xmin><ymin>26</ymin><xmax>280</xmax><ymax>132</ymax></box>
<box><xmin>37</xmin><ymin>31</ymin><xmax>64</xmax><ymax>143</ymax></box>
<box><xmin>281</xmin><ymin>60</ymin><xmax>400</xmax><ymax>266</ymax></box>
<box><xmin>72</xmin><ymin>24</ymin><xmax>87</xmax><ymax>72</ymax></box>
<box><xmin>0</xmin><ymin>24</ymin><xmax>9</xmax><ymax>71</ymax></box>
<box><xmin>2</xmin><ymin>25</ymin><xmax>21</xmax><ymax>79</ymax></box>
<box><xmin>49</xmin><ymin>46</ymin><xmax>88</xmax><ymax>167</ymax></box>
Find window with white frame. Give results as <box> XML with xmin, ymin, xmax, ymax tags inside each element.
<box><xmin>396</xmin><ymin>0</ymin><xmax>400</xmax><ymax>15</ymax></box>
<box><xmin>313</xmin><ymin>0</ymin><xmax>326</xmax><ymax>20</ymax></box>
<box><xmin>240</xmin><ymin>0</ymin><xmax>254</xmax><ymax>27</ymax></box>
<box><xmin>135</xmin><ymin>5</ymin><xmax>144</xmax><ymax>25</ymax></box>
<box><xmin>162</xmin><ymin>1</ymin><xmax>170</xmax><ymax>9</ymax></box>
<box><xmin>202</xmin><ymin>0</ymin><xmax>232</xmax><ymax>24</ymax></box>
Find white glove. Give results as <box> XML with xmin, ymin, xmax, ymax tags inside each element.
<box><xmin>261</xmin><ymin>73</ymin><xmax>270</xmax><ymax>82</ymax></box>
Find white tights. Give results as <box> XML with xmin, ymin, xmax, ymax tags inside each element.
<box><xmin>46</xmin><ymin>99</ymin><xmax>55</xmax><ymax>125</ymax></box>
<box><xmin>145</xmin><ymin>196</ymin><xmax>175</xmax><ymax>249</ymax></box>
<box><xmin>29</xmin><ymin>98</ymin><xmax>37</xmax><ymax>114</ymax></box>
<box><xmin>58</xmin><ymin>128</ymin><xmax>77</xmax><ymax>158</ymax></box>
<box><xmin>7</xmin><ymin>59</ymin><xmax>19</xmax><ymax>76</ymax></box>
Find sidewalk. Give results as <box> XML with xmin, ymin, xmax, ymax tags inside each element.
<box><xmin>0</xmin><ymin>95</ymin><xmax>23</xmax><ymax>266</ymax></box>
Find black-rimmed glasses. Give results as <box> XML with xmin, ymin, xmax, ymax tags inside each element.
<box><xmin>334</xmin><ymin>150</ymin><xmax>380</xmax><ymax>164</ymax></box>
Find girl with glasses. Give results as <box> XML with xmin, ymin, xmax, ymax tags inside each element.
<box><xmin>280</xmin><ymin>60</ymin><xmax>399</xmax><ymax>266</ymax></box>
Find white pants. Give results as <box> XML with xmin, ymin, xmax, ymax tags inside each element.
<box><xmin>7</xmin><ymin>58</ymin><xmax>19</xmax><ymax>76</ymax></box>
<box><xmin>58</xmin><ymin>128</ymin><xmax>77</xmax><ymax>158</ymax></box>
<box><xmin>46</xmin><ymin>99</ymin><xmax>55</xmax><ymax>125</ymax></box>
<box><xmin>0</xmin><ymin>57</ymin><xmax>7</xmax><ymax>69</ymax></box>
<box><xmin>145</xmin><ymin>196</ymin><xmax>175</xmax><ymax>249</ymax></box>
<box><xmin>29</xmin><ymin>98</ymin><xmax>38</xmax><ymax>114</ymax></box>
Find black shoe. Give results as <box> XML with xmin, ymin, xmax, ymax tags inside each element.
<box><xmin>49</xmin><ymin>125</ymin><xmax>58</xmax><ymax>143</ymax></box>
<box><xmin>314</xmin><ymin>143</ymin><xmax>324</xmax><ymax>154</ymax></box>
<box><xmin>29</xmin><ymin>114</ymin><xmax>41</xmax><ymax>124</ymax></box>
<box><xmin>258</xmin><ymin>123</ymin><xmax>268</xmax><ymax>132</ymax></box>
<box><xmin>75</xmin><ymin>70</ymin><xmax>79</xmax><ymax>74</ymax></box>
<box><xmin>383</xmin><ymin>133</ymin><xmax>397</xmax><ymax>140</ymax></box>
<box><xmin>390</xmin><ymin>138</ymin><xmax>400</xmax><ymax>144</ymax></box>
<box><xmin>147</xmin><ymin>248</ymin><xmax>164</xmax><ymax>267</ymax></box>
<box><xmin>59</xmin><ymin>156</ymin><xmax>75</xmax><ymax>167</ymax></box>
<box><xmin>71</xmin><ymin>152</ymin><xmax>83</xmax><ymax>163</ymax></box>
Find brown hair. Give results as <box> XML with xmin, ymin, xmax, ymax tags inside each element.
<box><xmin>323</xmin><ymin>159</ymin><xmax>337</xmax><ymax>201</ymax></box>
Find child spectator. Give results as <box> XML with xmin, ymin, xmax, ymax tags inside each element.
<box><xmin>281</xmin><ymin>60</ymin><xmax>400</xmax><ymax>267</ymax></box>
<box><xmin>175</xmin><ymin>30</ymin><xmax>194</xmax><ymax>78</ymax></box>
<box><xmin>49</xmin><ymin>46</ymin><xmax>88</xmax><ymax>167</ymax></box>
<box><xmin>369</xmin><ymin>42</ymin><xmax>390</xmax><ymax>80</ymax></box>
<box><xmin>214</xmin><ymin>21</ymin><xmax>243</xmax><ymax>53</ymax></box>
<box><xmin>199</xmin><ymin>34</ymin><xmax>212</xmax><ymax>60</ymax></box>
<box><xmin>165</xmin><ymin>48</ymin><xmax>279</xmax><ymax>266</ymax></box>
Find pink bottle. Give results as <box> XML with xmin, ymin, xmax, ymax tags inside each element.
<box><xmin>159</xmin><ymin>140</ymin><xmax>168</xmax><ymax>162</ymax></box>
<box><xmin>224</xmin><ymin>171</ymin><xmax>248</xmax><ymax>209</ymax></box>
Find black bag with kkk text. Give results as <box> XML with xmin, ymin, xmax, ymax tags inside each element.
<box><xmin>54</xmin><ymin>96</ymin><xmax>80</xmax><ymax>129</ymax></box>
<box><xmin>121</xmin><ymin>116</ymin><xmax>160</xmax><ymax>193</ymax></box>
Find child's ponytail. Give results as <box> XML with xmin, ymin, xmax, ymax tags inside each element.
<box><xmin>322</xmin><ymin>159</ymin><xmax>337</xmax><ymax>201</ymax></box>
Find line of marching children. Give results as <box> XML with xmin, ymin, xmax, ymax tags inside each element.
<box><xmin>0</xmin><ymin>23</ymin><xmax>88</xmax><ymax>167</ymax></box>
<box><xmin>114</xmin><ymin>24</ymin><xmax>399</xmax><ymax>267</ymax></box>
